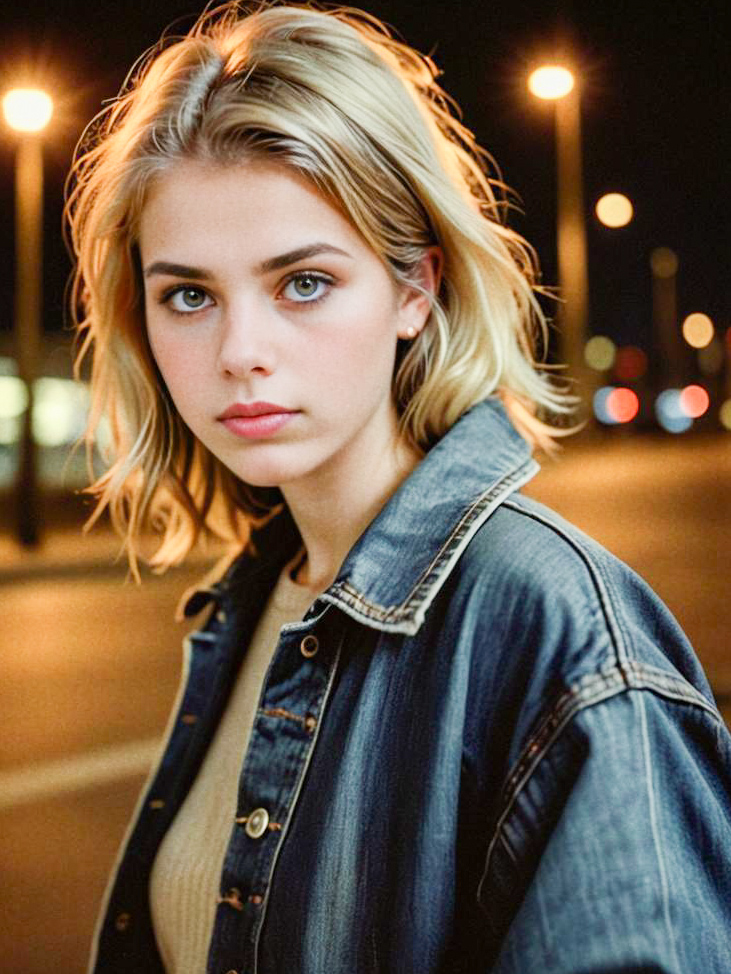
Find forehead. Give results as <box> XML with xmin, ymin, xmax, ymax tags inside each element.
<box><xmin>139</xmin><ymin>158</ymin><xmax>358</xmax><ymax>259</ymax></box>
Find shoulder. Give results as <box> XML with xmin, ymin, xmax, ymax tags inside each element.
<box><xmin>456</xmin><ymin>492</ymin><xmax>614</xmax><ymax>626</ymax></box>
<box><xmin>446</xmin><ymin>491</ymin><xmax>722</xmax><ymax>840</ymax></box>
<box><xmin>447</xmin><ymin>490</ymin><xmax>715</xmax><ymax>716</ymax></box>
<box><xmin>461</xmin><ymin>490</ymin><xmax>646</xmax><ymax>608</ymax></box>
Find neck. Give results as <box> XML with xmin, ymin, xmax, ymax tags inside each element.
<box><xmin>280</xmin><ymin>426</ymin><xmax>421</xmax><ymax>592</ymax></box>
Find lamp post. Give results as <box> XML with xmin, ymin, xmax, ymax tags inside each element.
<box><xmin>650</xmin><ymin>247</ymin><xmax>681</xmax><ymax>388</ymax></box>
<box><xmin>528</xmin><ymin>66</ymin><xmax>591</xmax><ymax>406</ymax></box>
<box><xmin>2</xmin><ymin>87</ymin><xmax>53</xmax><ymax>546</ymax></box>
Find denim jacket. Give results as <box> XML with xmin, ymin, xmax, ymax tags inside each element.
<box><xmin>89</xmin><ymin>398</ymin><xmax>731</xmax><ymax>973</ymax></box>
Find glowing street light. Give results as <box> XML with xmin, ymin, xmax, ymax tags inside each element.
<box><xmin>528</xmin><ymin>63</ymin><xmax>590</xmax><ymax>409</ymax></box>
<box><xmin>2</xmin><ymin>88</ymin><xmax>54</xmax><ymax>133</ymax></box>
<box><xmin>528</xmin><ymin>66</ymin><xmax>575</xmax><ymax>100</ymax></box>
<box><xmin>3</xmin><ymin>85</ymin><xmax>54</xmax><ymax>546</ymax></box>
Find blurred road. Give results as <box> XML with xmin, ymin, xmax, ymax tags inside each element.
<box><xmin>1</xmin><ymin>432</ymin><xmax>729</xmax><ymax>973</ymax></box>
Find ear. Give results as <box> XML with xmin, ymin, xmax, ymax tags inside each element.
<box><xmin>395</xmin><ymin>246</ymin><xmax>443</xmax><ymax>339</ymax></box>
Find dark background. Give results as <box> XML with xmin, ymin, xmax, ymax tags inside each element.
<box><xmin>1</xmin><ymin>0</ymin><xmax>729</xmax><ymax>357</ymax></box>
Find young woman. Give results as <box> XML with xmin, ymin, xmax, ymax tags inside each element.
<box><xmin>66</xmin><ymin>3</ymin><xmax>731</xmax><ymax>972</ymax></box>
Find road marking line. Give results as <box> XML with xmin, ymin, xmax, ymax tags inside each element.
<box><xmin>0</xmin><ymin>738</ymin><xmax>160</xmax><ymax>810</ymax></box>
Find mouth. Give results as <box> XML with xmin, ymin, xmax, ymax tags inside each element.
<box><xmin>217</xmin><ymin>401</ymin><xmax>297</xmax><ymax>439</ymax></box>
<box><xmin>217</xmin><ymin>401</ymin><xmax>295</xmax><ymax>420</ymax></box>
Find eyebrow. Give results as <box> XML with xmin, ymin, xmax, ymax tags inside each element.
<box><xmin>257</xmin><ymin>243</ymin><xmax>352</xmax><ymax>274</ymax></box>
<box><xmin>144</xmin><ymin>243</ymin><xmax>353</xmax><ymax>281</ymax></box>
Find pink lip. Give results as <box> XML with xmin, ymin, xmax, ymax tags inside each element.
<box><xmin>217</xmin><ymin>401</ymin><xmax>296</xmax><ymax>439</ymax></box>
<box><xmin>218</xmin><ymin>401</ymin><xmax>293</xmax><ymax>419</ymax></box>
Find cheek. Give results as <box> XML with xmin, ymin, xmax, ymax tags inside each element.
<box><xmin>147</xmin><ymin>328</ymin><xmax>201</xmax><ymax>409</ymax></box>
<box><xmin>315</xmin><ymin>293</ymin><xmax>399</xmax><ymax>383</ymax></box>
<box><xmin>307</xmin><ymin>332</ymin><xmax>396</xmax><ymax>405</ymax></box>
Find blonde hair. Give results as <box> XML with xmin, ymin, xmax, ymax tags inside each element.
<box><xmin>65</xmin><ymin>0</ymin><xmax>573</xmax><ymax>573</ymax></box>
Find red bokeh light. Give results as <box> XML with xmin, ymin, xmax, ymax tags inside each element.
<box><xmin>680</xmin><ymin>385</ymin><xmax>710</xmax><ymax>418</ymax></box>
<box><xmin>614</xmin><ymin>346</ymin><xmax>648</xmax><ymax>382</ymax></box>
<box><xmin>606</xmin><ymin>387</ymin><xmax>639</xmax><ymax>423</ymax></box>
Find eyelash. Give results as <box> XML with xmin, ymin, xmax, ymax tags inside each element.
<box><xmin>159</xmin><ymin>271</ymin><xmax>335</xmax><ymax>316</ymax></box>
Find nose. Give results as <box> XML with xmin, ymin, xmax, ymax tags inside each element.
<box><xmin>216</xmin><ymin>302</ymin><xmax>276</xmax><ymax>378</ymax></box>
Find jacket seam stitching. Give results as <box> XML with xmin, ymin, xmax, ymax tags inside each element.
<box><xmin>478</xmin><ymin>667</ymin><xmax>721</xmax><ymax>901</ymax></box>
<box><xmin>501</xmin><ymin>499</ymin><xmax>633</xmax><ymax>674</ymax></box>
<box><xmin>638</xmin><ymin>692</ymin><xmax>683</xmax><ymax>970</ymax></box>
<box><xmin>326</xmin><ymin>459</ymin><xmax>538</xmax><ymax>626</ymax></box>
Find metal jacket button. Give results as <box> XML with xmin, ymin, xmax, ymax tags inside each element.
<box><xmin>217</xmin><ymin>888</ymin><xmax>244</xmax><ymax>911</ymax></box>
<box><xmin>300</xmin><ymin>634</ymin><xmax>319</xmax><ymax>658</ymax></box>
<box><xmin>245</xmin><ymin>807</ymin><xmax>269</xmax><ymax>839</ymax></box>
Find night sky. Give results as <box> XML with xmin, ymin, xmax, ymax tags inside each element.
<box><xmin>1</xmin><ymin>0</ymin><xmax>729</xmax><ymax>362</ymax></box>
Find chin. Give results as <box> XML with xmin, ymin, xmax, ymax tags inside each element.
<box><xmin>217</xmin><ymin>441</ymin><xmax>330</xmax><ymax>492</ymax></box>
<box><xmin>225</xmin><ymin>460</ymin><xmax>308</xmax><ymax>491</ymax></box>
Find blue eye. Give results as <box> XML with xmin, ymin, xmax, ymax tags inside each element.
<box><xmin>281</xmin><ymin>272</ymin><xmax>332</xmax><ymax>303</ymax></box>
<box><xmin>164</xmin><ymin>286</ymin><xmax>213</xmax><ymax>314</ymax></box>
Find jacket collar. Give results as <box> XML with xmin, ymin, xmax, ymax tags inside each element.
<box><xmin>320</xmin><ymin>398</ymin><xmax>538</xmax><ymax>634</ymax></box>
<box><xmin>183</xmin><ymin>398</ymin><xmax>538</xmax><ymax>633</ymax></box>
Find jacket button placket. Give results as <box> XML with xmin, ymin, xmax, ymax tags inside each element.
<box><xmin>206</xmin><ymin>626</ymin><xmax>338</xmax><ymax>972</ymax></box>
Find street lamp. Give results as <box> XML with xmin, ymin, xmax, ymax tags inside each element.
<box><xmin>3</xmin><ymin>86</ymin><xmax>54</xmax><ymax>546</ymax></box>
<box><xmin>528</xmin><ymin>64</ymin><xmax>590</xmax><ymax>405</ymax></box>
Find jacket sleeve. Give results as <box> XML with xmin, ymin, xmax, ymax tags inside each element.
<box><xmin>479</xmin><ymin>688</ymin><xmax>731</xmax><ymax>973</ymax></box>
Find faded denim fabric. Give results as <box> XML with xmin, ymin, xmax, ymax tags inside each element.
<box><xmin>89</xmin><ymin>398</ymin><xmax>731</xmax><ymax>973</ymax></box>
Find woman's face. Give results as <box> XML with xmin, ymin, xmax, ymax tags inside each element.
<box><xmin>139</xmin><ymin>159</ymin><xmax>436</xmax><ymax>494</ymax></box>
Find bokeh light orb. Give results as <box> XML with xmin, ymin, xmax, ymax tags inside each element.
<box><xmin>682</xmin><ymin>313</ymin><xmax>714</xmax><ymax>349</ymax></box>
<box><xmin>593</xmin><ymin>386</ymin><xmax>639</xmax><ymax>425</ymax></box>
<box><xmin>2</xmin><ymin>88</ymin><xmax>53</xmax><ymax>133</ymax></box>
<box><xmin>650</xmin><ymin>247</ymin><xmax>678</xmax><ymax>279</ymax></box>
<box><xmin>584</xmin><ymin>335</ymin><xmax>616</xmax><ymax>371</ymax></box>
<box><xmin>0</xmin><ymin>375</ymin><xmax>28</xmax><ymax>420</ymax></box>
<box><xmin>680</xmin><ymin>385</ymin><xmax>709</xmax><ymax>419</ymax></box>
<box><xmin>655</xmin><ymin>389</ymin><xmax>693</xmax><ymax>433</ymax></box>
<box><xmin>32</xmin><ymin>378</ymin><xmax>91</xmax><ymax>447</ymax></box>
<box><xmin>720</xmin><ymin>400</ymin><xmax>731</xmax><ymax>431</ymax></box>
<box><xmin>593</xmin><ymin>387</ymin><xmax>617</xmax><ymax>424</ymax></box>
<box><xmin>596</xmin><ymin>193</ymin><xmax>634</xmax><ymax>228</ymax></box>
<box><xmin>528</xmin><ymin>66</ymin><xmax>575</xmax><ymax>100</ymax></box>
<box><xmin>614</xmin><ymin>346</ymin><xmax>648</xmax><ymax>382</ymax></box>
<box><xmin>607</xmin><ymin>387</ymin><xmax>639</xmax><ymax>423</ymax></box>
<box><xmin>0</xmin><ymin>376</ymin><xmax>29</xmax><ymax>446</ymax></box>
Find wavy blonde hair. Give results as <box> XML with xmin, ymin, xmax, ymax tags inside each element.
<box><xmin>65</xmin><ymin>0</ymin><xmax>573</xmax><ymax>573</ymax></box>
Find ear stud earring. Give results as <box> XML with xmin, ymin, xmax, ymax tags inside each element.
<box><xmin>404</xmin><ymin>326</ymin><xmax>417</xmax><ymax>339</ymax></box>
